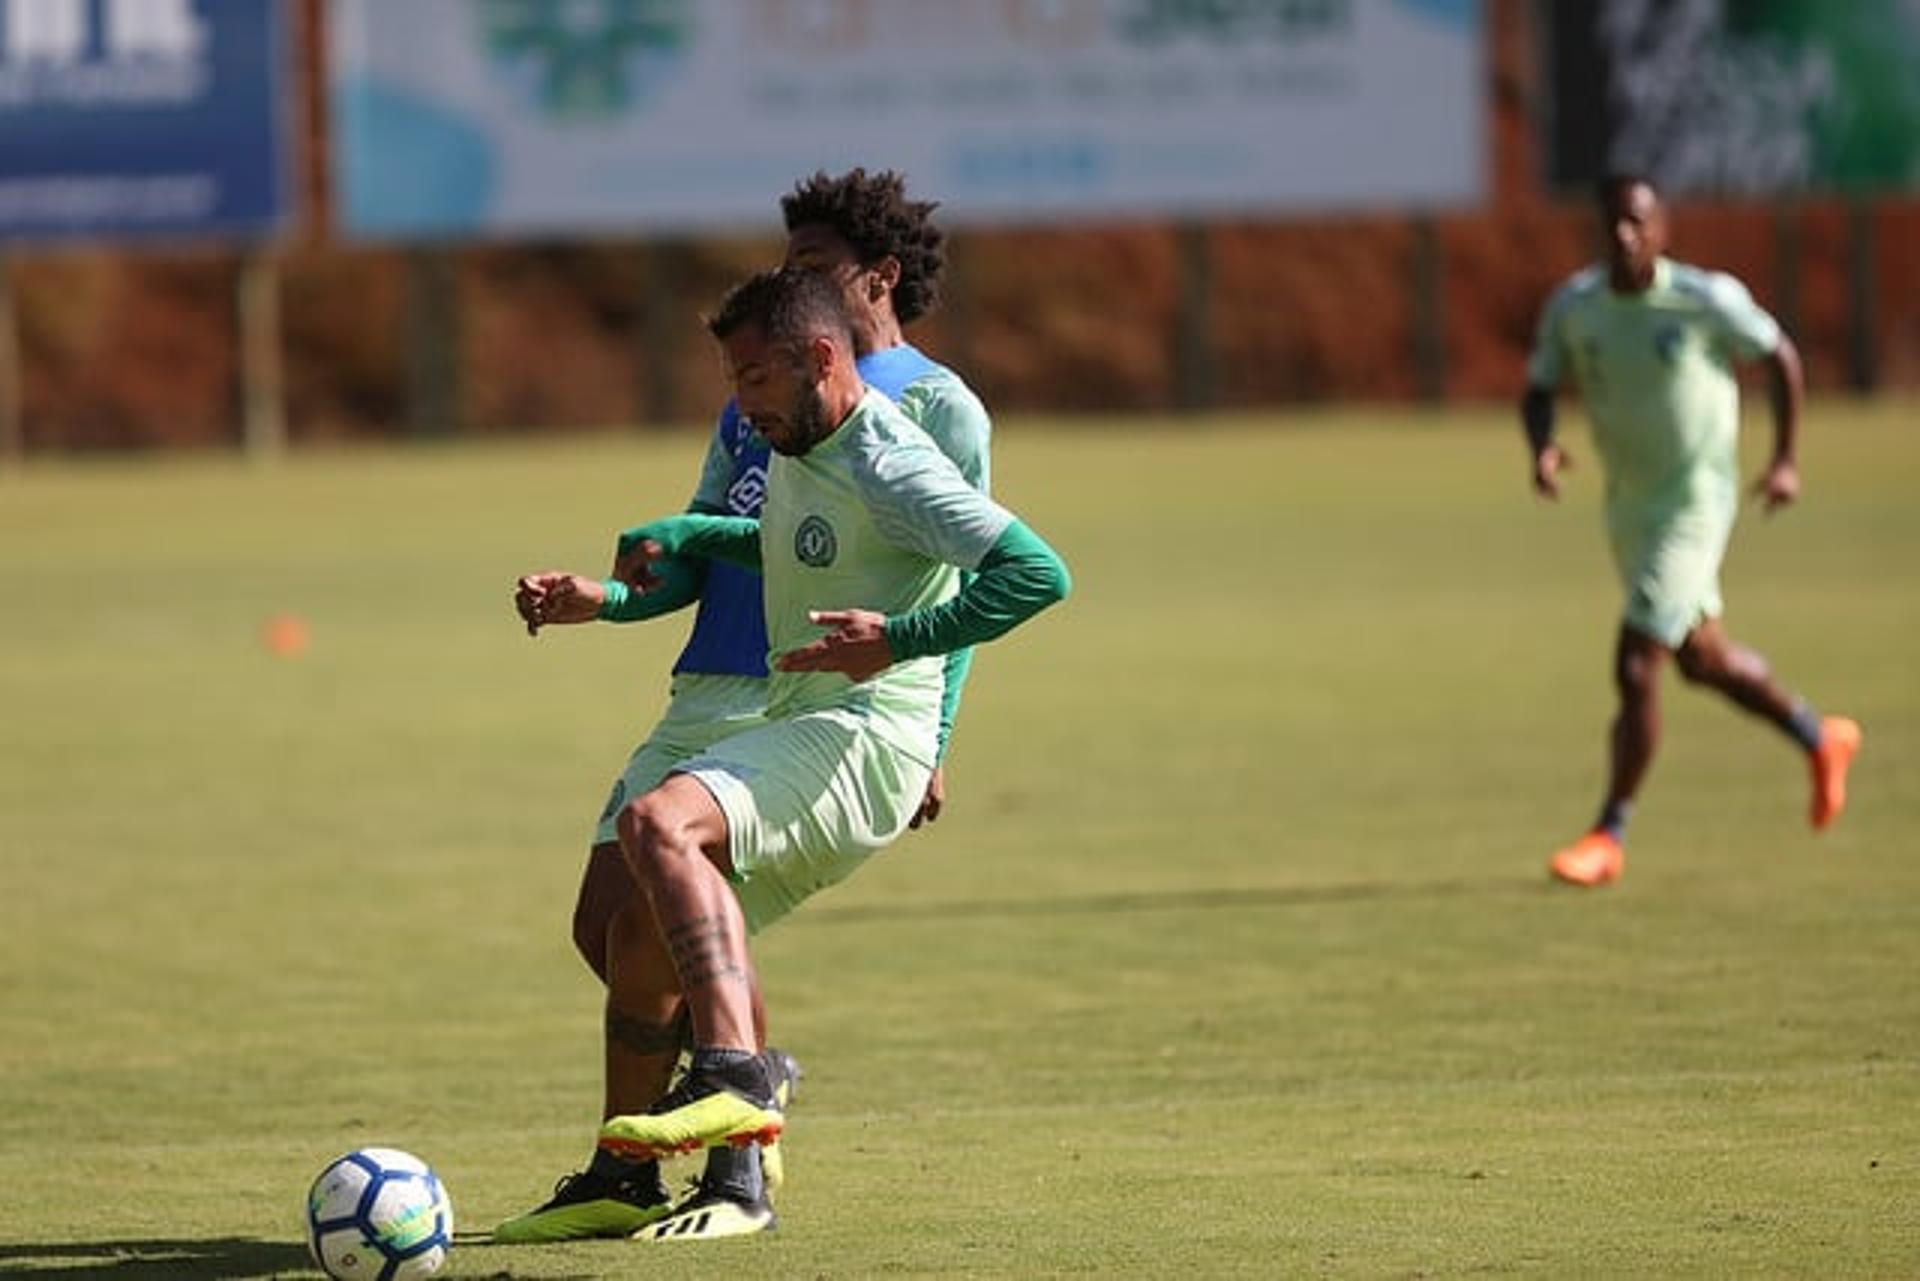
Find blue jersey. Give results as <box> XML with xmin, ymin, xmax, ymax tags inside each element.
<box><xmin>673</xmin><ymin>344</ymin><xmax>958</xmax><ymax>677</ymax></box>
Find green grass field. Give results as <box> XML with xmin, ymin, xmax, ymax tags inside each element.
<box><xmin>2</xmin><ymin>403</ymin><xmax>1916</xmax><ymax>1278</ymax></box>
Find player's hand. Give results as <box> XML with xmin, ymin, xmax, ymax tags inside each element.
<box><xmin>515</xmin><ymin>572</ymin><xmax>604</xmax><ymax>636</ymax></box>
<box><xmin>775</xmin><ymin>609</ymin><xmax>894</xmax><ymax>682</ymax></box>
<box><xmin>611</xmin><ymin>538</ymin><xmax>667</xmax><ymax>593</ymax></box>
<box><xmin>1532</xmin><ymin>444</ymin><xmax>1572</xmax><ymax>500</ymax></box>
<box><xmin>1753</xmin><ymin>457</ymin><xmax>1800</xmax><ymax>514</ymax></box>
<box><xmin>909</xmin><ymin>766</ymin><xmax>946</xmax><ymax>830</ymax></box>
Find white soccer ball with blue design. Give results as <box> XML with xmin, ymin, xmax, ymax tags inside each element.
<box><xmin>305</xmin><ymin>1147</ymin><xmax>454</xmax><ymax>1281</ymax></box>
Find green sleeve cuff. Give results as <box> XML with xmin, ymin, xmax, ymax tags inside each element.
<box><xmin>616</xmin><ymin>513</ymin><xmax>762</xmax><ymax>571</ymax></box>
<box><xmin>883</xmin><ymin>519</ymin><xmax>1070</xmax><ymax>662</ymax></box>
<box><xmin>596</xmin><ymin>555</ymin><xmax>705</xmax><ymax>622</ymax></box>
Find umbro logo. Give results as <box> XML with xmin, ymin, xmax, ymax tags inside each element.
<box><xmin>728</xmin><ymin>466</ymin><xmax>768</xmax><ymax>515</ymax></box>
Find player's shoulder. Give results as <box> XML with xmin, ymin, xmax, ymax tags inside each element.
<box><xmin>899</xmin><ymin>366</ymin><xmax>989</xmax><ymax>443</ymax></box>
<box><xmin>1665</xmin><ymin>259</ymin><xmax>1759</xmax><ymax>311</ymax></box>
<box><xmin>844</xmin><ymin>390</ymin><xmax>950</xmax><ymax>472</ymax></box>
<box><xmin>1538</xmin><ymin>265</ymin><xmax>1607</xmax><ymax>328</ymax></box>
<box><xmin>1547</xmin><ymin>264</ymin><xmax>1608</xmax><ymax>308</ymax></box>
<box><xmin>885</xmin><ymin>347</ymin><xmax>987</xmax><ymax>411</ymax></box>
<box><xmin>850</xmin><ymin>386</ymin><xmax>934</xmax><ymax>441</ymax></box>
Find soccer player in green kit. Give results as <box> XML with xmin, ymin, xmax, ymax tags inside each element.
<box><xmin>1522</xmin><ymin>173</ymin><xmax>1861</xmax><ymax>888</ymax></box>
<box><xmin>501</xmin><ymin>172</ymin><xmax>995</xmax><ymax>1243</ymax></box>
<box><xmin>583</xmin><ymin>265</ymin><xmax>1067</xmax><ymax>1227</ymax></box>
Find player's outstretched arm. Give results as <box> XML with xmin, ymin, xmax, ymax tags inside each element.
<box><xmin>777</xmin><ymin>520</ymin><xmax>1070</xmax><ymax>682</ymax></box>
<box><xmin>1753</xmin><ymin>335</ymin><xmax>1805</xmax><ymax>514</ymax></box>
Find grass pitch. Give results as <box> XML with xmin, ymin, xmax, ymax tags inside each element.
<box><xmin>1</xmin><ymin>403</ymin><xmax>1916</xmax><ymax>1278</ymax></box>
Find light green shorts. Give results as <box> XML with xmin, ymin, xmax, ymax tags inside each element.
<box><xmin>593</xmin><ymin>674</ymin><xmax>768</xmax><ymax>846</ymax></box>
<box><xmin>1606</xmin><ymin>502</ymin><xmax>1734</xmax><ymax>648</ymax></box>
<box><xmin>677</xmin><ymin>709</ymin><xmax>932</xmax><ymax>935</ymax></box>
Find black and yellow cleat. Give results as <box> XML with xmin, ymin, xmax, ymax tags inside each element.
<box><xmin>635</xmin><ymin>1187</ymin><xmax>777</xmax><ymax>1242</ymax></box>
<box><xmin>491</xmin><ymin>1168</ymin><xmax>672</xmax><ymax>1243</ymax></box>
<box><xmin>599</xmin><ymin>1053</ymin><xmax>783</xmax><ymax>1162</ymax></box>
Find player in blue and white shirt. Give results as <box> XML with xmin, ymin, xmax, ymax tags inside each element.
<box><xmin>503</xmin><ymin>170</ymin><xmax>991</xmax><ymax>1243</ymax></box>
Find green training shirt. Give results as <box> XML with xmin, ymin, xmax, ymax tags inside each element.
<box><xmin>763</xmin><ymin>387</ymin><xmax>1012</xmax><ymax>764</ymax></box>
<box><xmin>619</xmin><ymin>388</ymin><xmax>1062</xmax><ymax>768</ymax></box>
<box><xmin>1526</xmin><ymin>257</ymin><xmax>1781</xmax><ymax>512</ymax></box>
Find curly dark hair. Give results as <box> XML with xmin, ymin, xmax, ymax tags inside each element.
<box><xmin>781</xmin><ymin>168</ymin><xmax>947</xmax><ymax>325</ymax></box>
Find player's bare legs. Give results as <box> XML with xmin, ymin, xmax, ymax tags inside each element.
<box><xmin>600</xmin><ymin>775</ymin><xmax>782</xmax><ymax>1163</ymax></box>
<box><xmin>572</xmin><ymin>842</ymin><xmax>631</xmax><ymax>983</ymax></box>
<box><xmin>1673</xmin><ymin>618</ymin><xmax>1798</xmax><ymax>725</ymax></box>
<box><xmin>1554</xmin><ymin>619</ymin><xmax>1863</xmax><ymax>887</ymax></box>
<box><xmin>602</xmin><ymin>902</ymin><xmax>688</xmax><ymax>1118</ymax></box>
<box><xmin>615</xmin><ymin>775</ymin><xmax>757</xmax><ymax>1052</ymax></box>
<box><xmin>1551</xmin><ymin>626</ymin><xmax>1664</xmax><ymax>886</ymax></box>
<box><xmin>1607</xmin><ymin>627</ymin><xmax>1666</xmax><ymax>812</ymax></box>
<box><xmin>1677</xmin><ymin>618</ymin><xmax>1861</xmax><ymax>829</ymax></box>
<box><xmin>577</xmin><ymin>843</ymin><xmax>771</xmax><ymax>1114</ymax></box>
<box><xmin>604</xmin><ymin>901</ymin><xmax>771</xmax><ymax>1102</ymax></box>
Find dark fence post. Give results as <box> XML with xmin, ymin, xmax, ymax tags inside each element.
<box><xmin>1846</xmin><ymin>198</ymin><xmax>1878</xmax><ymax>393</ymax></box>
<box><xmin>1174</xmin><ymin>223</ymin><xmax>1216</xmax><ymax>411</ymax></box>
<box><xmin>1411</xmin><ymin>214</ymin><xmax>1447</xmax><ymax>404</ymax></box>
<box><xmin>406</xmin><ymin>247</ymin><xmax>464</xmax><ymax>437</ymax></box>
<box><xmin>641</xmin><ymin>239</ymin><xmax>688</xmax><ymax>427</ymax></box>
<box><xmin>238</xmin><ymin>247</ymin><xmax>287</xmax><ymax>457</ymax></box>
<box><xmin>1771</xmin><ymin>203</ymin><xmax>1802</xmax><ymax>340</ymax></box>
<box><xmin>0</xmin><ymin>256</ymin><xmax>19</xmax><ymax>464</ymax></box>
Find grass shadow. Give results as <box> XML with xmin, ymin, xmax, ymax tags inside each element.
<box><xmin>0</xmin><ymin>1237</ymin><xmax>313</xmax><ymax>1279</ymax></box>
<box><xmin>0</xmin><ymin>1235</ymin><xmax>598</xmax><ymax>1279</ymax></box>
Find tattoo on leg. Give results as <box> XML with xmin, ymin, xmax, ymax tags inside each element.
<box><xmin>605</xmin><ymin>1005</ymin><xmax>689</xmax><ymax>1056</ymax></box>
<box><xmin>666</xmin><ymin>913</ymin><xmax>751</xmax><ymax>993</ymax></box>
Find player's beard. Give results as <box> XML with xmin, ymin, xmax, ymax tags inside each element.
<box><xmin>767</xmin><ymin>382</ymin><xmax>832</xmax><ymax>457</ymax></box>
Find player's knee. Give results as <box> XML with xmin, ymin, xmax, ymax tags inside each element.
<box><xmin>1615</xmin><ymin>651</ymin><xmax>1661</xmax><ymax>702</ymax></box>
<box><xmin>1675</xmin><ymin>636</ymin><xmax>1743</xmax><ymax>686</ymax></box>
<box><xmin>1674</xmin><ymin>644</ymin><xmax>1714</xmax><ymax>685</ymax></box>
<box><xmin>615</xmin><ymin>794</ymin><xmax>698</xmax><ymax>884</ymax></box>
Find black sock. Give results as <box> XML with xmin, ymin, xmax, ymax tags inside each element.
<box><xmin>1786</xmin><ymin>702</ymin><xmax>1823</xmax><ymax>752</ymax></box>
<box><xmin>690</xmin><ymin>1046</ymin><xmax>774</xmax><ymax>1102</ymax></box>
<box><xmin>699</xmin><ymin>1143</ymin><xmax>766</xmax><ymax>1205</ymax></box>
<box><xmin>1595</xmin><ymin>798</ymin><xmax>1633</xmax><ymax>841</ymax></box>
<box><xmin>587</xmin><ymin>1146</ymin><xmax>664</xmax><ymax>1198</ymax></box>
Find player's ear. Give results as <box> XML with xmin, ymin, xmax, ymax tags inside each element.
<box><xmin>806</xmin><ymin>334</ymin><xmax>836</xmax><ymax>380</ymax></box>
<box><xmin>867</xmin><ymin>256</ymin><xmax>901</xmax><ymax>300</ymax></box>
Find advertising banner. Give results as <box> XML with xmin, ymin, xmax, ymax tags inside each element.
<box><xmin>331</xmin><ymin>0</ymin><xmax>1484</xmax><ymax>239</ymax></box>
<box><xmin>1546</xmin><ymin>0</ymin><xmax>1920</xmax><ymax>196</ymax></box>
<box><xmin>0</xmin><ymin>0</ymin><xmax>290</xmax><ymax>242</ymax></box>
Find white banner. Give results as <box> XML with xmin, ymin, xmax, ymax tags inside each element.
<box><xmin>332</xmin><ymin>0</ymin><xmax>1483</xmax><ymax>239</ymax></box>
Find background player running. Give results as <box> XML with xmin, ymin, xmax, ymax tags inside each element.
<box><xmin>1520</xmin><ymin>173</ymin><xmax>1860</xmax><ymax>888</ymax></box>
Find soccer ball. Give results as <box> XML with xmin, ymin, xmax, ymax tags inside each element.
<box><xmin>305</xmin><ymin>1147</ymin><xmax>454</xmax><ymax>1281</ymax></box>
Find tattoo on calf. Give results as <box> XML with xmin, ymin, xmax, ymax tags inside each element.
<box><xmin>604</xmin><ymin>1003</ymin><xmax>691</xmax><ymax>1056</ymax></box>
<box><xmin>666</xmin><ymin>912</ymin><xmax>750</xmax><ymax>992</ymax></box>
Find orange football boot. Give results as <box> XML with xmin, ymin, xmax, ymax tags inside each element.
<box><xmin>1809</xmin><ymin>716</ymin><xmax>1862</xmax><ymax>831</ymax></box>
<box><xmin>1548</xmin><ymin>830</ymin><xmax>1625</xmax><ymax>887</ymax></box>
